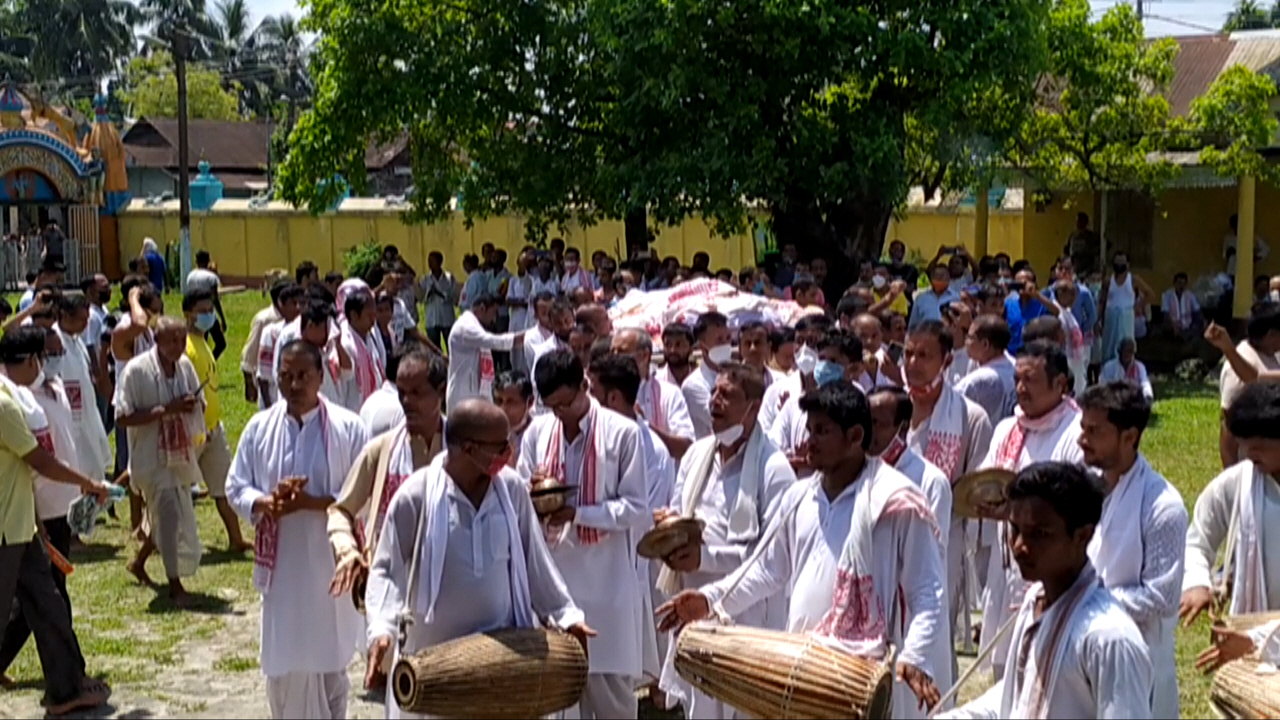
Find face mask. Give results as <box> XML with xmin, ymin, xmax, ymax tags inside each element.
<box><xmin>715</xmin><ymin>423</ymin><xmax>744</xmax><ymax>447</ymax></box>
<box><xmin>814</xmin><ymin>360</ymin><xmax>845</xmax><ymax>387</ymax></box>
<box><xmin>795</xmin><ymin>345</ymin><xmax>819</xmax><ymax>375</ymax></box>
<box><xmin>872</xmin><ymin>275</ymin><xmax>887</xmax><ymax>289</ymax></box>
<box><xmin>194</xmin><ymin>311</ymin><xmax>217</xmax><ymax>332</ymax></box>
<box><xmin>44</xmin><ymin>356</ymin><xmax>61</xmax><ymax>377</ymax></box>
<box><xmin>1113</xmin><ymin>262</ymin><xmax>1128</xmax><ymax>274</ymax></box>
<box><xmin>906</xmin><ymin>370</ymin><xmax>945</xmax><ymax>398</ymax></box>
<box><xmin>707</xmin><ymin>344</ymin><xmax>733</xmax><ymax>365</ymax></box>
<box><xmin>879</xmin><ymin>432</ymin><xmax>907</xmax><ymax>465</ymax></box>
<box><xmin>794</xmin><ymin>272</ymin><xmax>814</xmax><ymax>283</ymax></box>
<box><xmin>565</xmin><ymin>261</ymin><xmax>579</xmax><ymax>272</ymax></box>
<box><xmin>485</xmin><ymin>446</ymin><xmax>512</xmax><ymax>477</ymax></box>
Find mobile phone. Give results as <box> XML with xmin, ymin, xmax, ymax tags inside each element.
<box><xmin>886</xmin><ymin>342</ymin><xmax>904</xmax><ymax>364</ymax></box>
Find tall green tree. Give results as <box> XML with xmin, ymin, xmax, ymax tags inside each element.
<box><xmin>1189</xmin><ymin>65</ymin><xmax>1280</xmax><ymax>186</ymax></box>
<box><xmin>15</xmin><ymin>0</ymin><xmax>139</xmax><ymax>97</ymax></box>
<box><xmin>120</xmin><ymin>50</ymin><xmax>241</xmax><ymax>120</ymax></box>
<box><xmin>1004</xmin><ymin>0</ymin><xmax>1181</xmax><ymax>196</ymax></box>
<box><xmin>281</xmin><ymin>0</ymin><xmax>1050</xmax><ymax>265</ymax></box>
<box><xmin>1224</xmin><ymin>0</ymin><xmax>1273</xmax><ymax>30</ymax></box>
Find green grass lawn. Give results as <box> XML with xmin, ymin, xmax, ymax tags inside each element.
<box><xmin>0</xmin><ymin>289</ymin><xmax>1238</xmax><ymax>717</ymax></box>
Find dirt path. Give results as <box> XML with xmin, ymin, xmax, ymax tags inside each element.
<box><xmin>0</xmin><ymin>596</ymin><xmax>383</xmax><ymax>720</ymax></box>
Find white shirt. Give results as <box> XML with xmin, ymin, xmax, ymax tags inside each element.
<box><xmin>941</xmin><ymin>564</ymin><xmax>1153</xmax><ymax>720</ymax></box>
<box><xmin>1184</xmin><ymin>461</ymin><xmax>1280</xmax><ymax>610</ymax></box>
<box><xmin>185</xmin><ymin>267</ymin><xmax>220</xmax><ymax>295</ymax></box>
<box><xmin>507</xmin><ymin>273</ymin><xmax>534</xmax><ymax>331</ymax></box>
<box><xmin>366</xmin><ymin>463</ymin><xmax>583</xmax><ymax>720</ymax></box>
<box><xmin>955</xmin><ymin>353</ymin><xmax>1016</xmax><ymax>424</ymax></box>
<box><xmin>769</xmin><ymin>393</ymin><xmax>809</xmax><ymax>464</ymax></box>
<box><xmin>760</xmin><ymin>372</ymin><xmax>803</xmax><ymax>435</ymax></box>
<box><xmin>359</xmin><ymin>380</ymin><xmax>405</xmax><ymax>437</ymax></box>
<box><xmin>705</xmin><ymin>464</ymin><xmax>949</xmax><ymax>720</ymax></box>
<box><xmin>32</xmin><ymin>382</ymin><xmax>82</xmax><ymax>520</ymax></box>
<box><xmin>225</xmin><ymin>404</ymin><xmax>368</xmax><ymax>677</ymax></box>
<box><xmin>1161</xmin><ymin>288</ymin><xmax>1200</xmax><ymax>331</ymax></box>
<box><xmin>1088</xmin><ymin>455</ymin><xmax>1187</xmax><ymax>719</ymax></box>
<box><xmin>516</xmin><ymin>402</ymin><xmax>648</xmax><ymax>676</ymax></box>
<box><xmin>894</xmin><ymin>448</ymin><xmax>953</xmax><ymax>555</ymax></box>
<box><xmin>256</xmin><ymin>320</ymin><xmax>285</xmax><ymax>404</ymax></box>
<box><xmin>1220</xmin><ymin>339</ymin><xmax>1280</xmax><ymax>410</ymax></box>
<box><xmin>339</xmin><ymin>326</ymin><xmax>387</xmax><ymax>411</ymax></box>
<box><xmin>1100</xmin><ymin>359</ymin><xmax>1154</xmax><ymax>401</ymax></box>
<box><xmin>1225</xmin><ymin>231</ymin><xmax>1271</xmax><ymax>276</ymax></box>
<box><xmin>559</xmin><ymin>266</ymin><xmax>595</xmax><ymax>295</ymax></box>
<box><xmin>636</xmin><ymin>377</ymin><xmax>696</xmax><ymax>442</ymax></box>
<box><xmin>529</xmin><ymin>275</ymin><xmax>559</xmax><ymax>305</ymax></box>
<box><xmin>522</xmin><ymin>333</ymin><xmax>566</xmax><ymax>382</ymax></box>
<box><xmin>240</xmin><ymin>304</ymin><xmax>281</xmax><ymax>375</ymax></box>
<box><xmin>680</xmin><ymin>363</ymin><xmax>719</xmax><ymax>439</ymax></box>
<box><xmin>420</xmin><ymin>270</ymin><xmax>458</xmax><ymax>329</ymax></box>
<box><xmin>445</xmin><ymin>311</ymin><xmax>518</xmax><ymax>413</ymax></box>
<box><xmin>459</xmin><ymin>269</ymin><xmax>490</xmax><ymax>310</ymax></box>
<box><xmin>55</xmin><ymin>328</ymin><xmax>111</xmax><ymax>479</ymax></box>
<box><xmin>83</xmin><ymin>302</ymin><xmax>106</xmax><ymax>350</ymax></box>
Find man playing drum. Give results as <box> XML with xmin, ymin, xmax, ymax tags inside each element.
<box><xmin>658</xmin><ymin>384</ymin><xmax>951</xmax><ymax>719</ymax></box>
<box><xmin>366</xmin><ymin>399</ymin><xmax>592</xmax><ymax>719</ymax></box>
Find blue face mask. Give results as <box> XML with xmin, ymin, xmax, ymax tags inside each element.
<box><xmin>194</xmin><ymin>311</ymin><xmax>217</xmax><ymax>332</ymax></box>
<box><xmin>814</xmin><ymin>360</ymin><xmax>845</xmax><ymax>387</ymax></box>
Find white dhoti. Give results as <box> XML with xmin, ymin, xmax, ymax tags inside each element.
<box><xmin>136</xmin><ymin>467</ymin><xmax>202</xmax><ymax>579</ymax></box>
<box><xmin>563</xmin><ymin>674</ymin><xmax>637</xmax><ymax>719</ymax></box>
<box><xmin>266</xmin><ymin>671</ymin><xmax>350</xmax><ymax>719</ymax></box>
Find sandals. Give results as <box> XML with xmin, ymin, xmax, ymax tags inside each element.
<box><xmin>43</xmin><ymin>678</ymin><xmax>111</xmax><ymax>717</ymax></box>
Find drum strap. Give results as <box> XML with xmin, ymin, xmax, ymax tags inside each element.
<box><xmin>397</xmin><ymin>465</ymin><xmax>432</xmax><ymax>652</ymax></box>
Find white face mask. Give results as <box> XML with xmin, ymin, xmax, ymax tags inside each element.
<box><xmin>32</xmin><ymin>370</ymin><xmax>45</xmax><ymax>387</ymax></box>
<box><xmin>795</xmin><ymin>344</ymin><xmax>819</xmax><ymax>375</ymax></box>
<box><xmin>872</xmin><ymin>275</ymin><xmax>887</xmax><ymax>289</ymax></box>
<box><xmin>707</xmin><ymin>344</ymin><xmax>733</xmax><ymax>365</ymax></box>
<box><xmin>715</xmin><ymin>423</ymin><xmax>744</xmax><ymax>447</ymax></box>
<box><xmin>43</xmin><ymin>357</ymin><xmax>61</xmax><ymax>377</ymax></box>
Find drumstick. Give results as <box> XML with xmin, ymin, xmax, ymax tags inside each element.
<box><xmin>44</xmin><ymin>537</ymin><xmax>74</xmax><ymax>576</ymax></box>
<box><xmin>928</xmin><ymin>611</ymin><xmax>1019</xmax><ymax>716</ymax></box>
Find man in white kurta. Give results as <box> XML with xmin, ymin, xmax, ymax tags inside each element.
<box><xmin>115</xmin><ymin>320</ymin><xmax>207</xmax><ymax>604</ymax></box>
<box><xmin>655</xmin><ymin>363</ymin><xmax>797</xmax><ymax>718</ymax></box>
<box><xmin>867</xmin><ymin>386</ymin><xmax>952</xmax><ymax>553</ymax></box>
<box><xmin>955</xmin><ymin>315</ymin><xmax>1016</xmax><ymax>424</ymax></box>
<box><xmin>241</xmin><ymin>291</ymin><xmax>283</xmax><ymax>408</ymax></box>
<box><xmin>658</xmin><ymin>384</ymin><xmax>950</xmax><ymax>720</ymax></box>
<box><xmin>446</xmin><ymin>295</ymin><xmax>526</xmax><ymax>413</ymax></box>
<box><xmin>226</xmin><ymin>340</ymin><xmax>369</xmax><ymax>719</ymax></box>
<box><xmin>757</xmin><ymin>316</ymin><xmax>832</xmax><ymax>434</ymax></box>
<box><xmin>518</xmin><ymin>349</ymin><xmax>648</xmax><ymax>719</ymax></box>
<box><xmin>681</xmin><ymin>313</ymin><xmax>734</xmax><ymax>439</ymax></box>
<box><xmin>976</xmin><ymin>342</ymin><xmax>1084</xmax><ymax>681</ymax></box>
<box><xmin>939</xmin><ymin>463</ymin><xmax>1153</xmax><ymax>720</ymax></box>
<box><xmin>365</xmin><ymin>400</ymin><xmax>589</xmax><ymax>720</ymax></box>
<box><xmin>587</xmin><ymin>353</ymin><xmax>678</xmax><ymax>693</ymax></box>
<box><xmin>903</xmin><ymin>320</ymin><xmax>992</xmax><ymax>651</ymax></box>
<box><xmin>1077</xmin><ymin>381</ymin><xmax>1186</xmax><ymax>718</ymax></box>
<box><xmin>338</xmin><ymin>290</ymin><xmax>387</xmax><ymax>412</ymax></box>
<box><xmin>54</xmin><ymin>296</ymin><xmax>111</xmax><ymax>481</ymax></box>
<box><xmin>611</xmin><ymin>328</ymin><xmax>696</xmax><ymax>460</ymax></box>
<box><xmin>1182</xmin><ymin>379</ymin><xmax>1280</xmax><ymax>629</ymax></box>
<box><xmin>769</xmin><ymin>330</ymin><xmax>864</xmax><ymax>477</ymax></box>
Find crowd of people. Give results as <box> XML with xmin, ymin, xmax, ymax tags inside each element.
<box><xmin>0</xmin><ymin>232</ymin><xmax>1278</xmax><ymax>720</ymax></box>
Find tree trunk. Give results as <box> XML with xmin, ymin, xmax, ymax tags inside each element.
<box><xmin>769</xmin><ymin>195</ymin><xmax>894</xmax><ymax>298</ymax></box>
<box><xmin>624</xmin><ymin>207</ymin><xmax>649</xmax><ymax>258</ymax></box>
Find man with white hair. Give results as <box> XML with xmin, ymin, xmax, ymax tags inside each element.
<box><xmin>611</xmin><ymin>327</ymin><xmax>696</xmax><ymax>460</ymax></box>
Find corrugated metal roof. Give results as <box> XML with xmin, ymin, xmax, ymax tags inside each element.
<box><xmin>1166</xmin><ymin>32</ymin><xmax>1280</xmax><ymax>116</ymax></box>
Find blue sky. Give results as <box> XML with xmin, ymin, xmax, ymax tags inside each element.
<box><xmin>238</xmin><ymin>0</ymin><xmax>1238</xmax><ymax>37</ymax></box>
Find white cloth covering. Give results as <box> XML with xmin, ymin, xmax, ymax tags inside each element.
<box><xmin>1100</xmin><ymin>359</ymin><xmax>1154</xmax><ymax>401</ymax></box>
<box><xmin>30</xmin><ymin>380</ymin><xmax>81</xmax><ymax>520</ymax></box>
<box><xmin>365</xmin><ymin>459</ymin><xmax>584</xmax><ymax>720</ymax></box>
<box><xmin>938</xmin><ymin>563</ymin><xmax>1153</xmax><ymax>720</ymax></box>
<box><xmin>359</xmin><ymin>381</ymin><xmax>405</xmax><ymax>438</ymax></box>
<box><xmin>225</xmin><ymin>399</ymin><xmax>368</xmax><ymax>680</ymax></box>
<box><xmin>637</xmin><ymin>377</ymin><xmax>696</xmax><ymax>442</ymax></box>
<box><xmin>700</xmin><ymin>460</ymin><xmax>951</xmax><ymax>720</ymax></box>
<box><xmin>1087</xmin><ymin>454</ymin><xmax>1187</xmax><ymax>719</ymax></box>
<box><xmin>55</xmin><ymin>326</ymin><xmax>111</xmax><ymax>477</ymax></box>
<box><xmin>954</xmin><ymin>353</ymin><xmax>1016</xmax><ymax>425</ymax></box>
<box><xmin>893</xmin><ymin>447</ymin><xmax>953</xmax><ymax>555</ymax></box>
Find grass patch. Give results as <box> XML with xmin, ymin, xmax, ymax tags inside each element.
<box><xmin>213</xmin><ymin>654</ymin><xmax>258</xmax><ymax>673</ymax></box>
<box><xmin>0</xmin><ymin>290</ymin><xmax>1241</xmax><ymax>718</ymax></box>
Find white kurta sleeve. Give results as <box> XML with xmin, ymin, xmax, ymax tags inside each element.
<box><xmin>894</xmin><ymin>508</ymin><xmax>947</xmax><ymax>679</ymax></box>
<box><xmin>365</xmin><ymin>478</ymin><xmax>421</xmax><ymax>643</ymax></box>
<box><xmin>452</xmin><ymin>313</ymin><xmax>517</xmax><ymax>352</ymax></box>
<box><xmin>1184</xmin><ymin>467</ymin><xmax>1238</xmax><ymax>592</ymax></box>
<box><xmin>516</xmin><ymin>422</ymin><xmax>540</xmax><ymax>481</ymax></box>
<box><xmin>1138</xmin><ymin>364</ymin><xmax>1154</xmax><ymax>401</ymax></box>
<box><xmin>1085</xmin><ymin>625</ymin><xmax>1154</xmax><ymax>720</ymax></box>
<box><xmin>240</xmin><ymin>309</ymin><xmax>270</xmax><ymax>374</ymax></box>
<box><xmin>574</xmin><ymin>422</ymin><xmax>647</xmax><ymax>532</ymax></box>
<box><xmin>225</xmin><ymin>418</ymin><xmax>267</xmax><ymax>521</ymax></box>
<box><xmin>935</xmin><ymin>682</ymin><xmax>1003</xmax><ymax>720</ymax></box>
<box><xmin>1109</xmin><ymin>494</ymin><xmax>1187</xmax><ymax>625</ymax></box>
<box><xmin>963</xmin><ymin>404</ymin><xmax>994</xmax><ymax>475</ymax></box>
<box><xmin>513</xmin><ymin>480</ymin><xmax>587</xmax><ymax>630</ymax></box>
<box><xmin>768</xmin><ymin>401</ymin><xmax>794</xmax><ymax>453</ymax></box>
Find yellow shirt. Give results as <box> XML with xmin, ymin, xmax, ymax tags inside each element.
<box><xmin>874</xmin><ymin>288</ymin><xmax>910</xmax><ymax>316</ymax></box>
<box><xmin>0</xmin><ymin>383</ymin><xmax>38</xmax><ymax>544</ymax></box>
<box><xmin>186</xmin><ymin>334</ymin><xmax>220</xmax><ymax>431</ymax></box>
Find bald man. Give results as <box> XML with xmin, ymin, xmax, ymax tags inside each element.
<box><xmin>366</xmin><ymin>399</ymin><xmax>593</xmax><ymax>719</ymax></box>
<box><xmin>611</xmin><ymin>328</ymin><xmax>695</xmax><ymax>459</ymax></box>
<box><xmin>116</xmin><ymin>317</ymin><xmax>207</xmax><ymax>605</ymax></box>
<box><xmin>576</xmin><ymin>304</ymin><xmax>611</xmax><ymax>337</ymax></box>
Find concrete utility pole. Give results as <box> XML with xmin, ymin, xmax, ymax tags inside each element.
<box><xmin>174</xmin><ymin>25</ymin><xmax>193</xmax><ymax>292</ymax></box>
<box><xmin>1135</xmin><ymin>0</ymin><xmax>1145</xmax><ymax>21</ymax></box>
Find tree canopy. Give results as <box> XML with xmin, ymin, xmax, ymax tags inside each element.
<box><xmin>120</xmin><ymin>51</ymin><xmax>241</xmax><ymax>120</ymax></box>
<box><xmin>280</xmin><ymin>0</ymin><xmax>1052</xmax><ymax>263</ymax></box>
